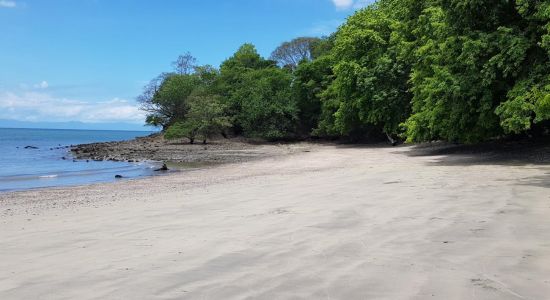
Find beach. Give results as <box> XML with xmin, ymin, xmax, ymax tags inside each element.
<box><xmin>1</xmin><ymin>144</ymin><xmax>550</xmax><ymax>299</ymax></box>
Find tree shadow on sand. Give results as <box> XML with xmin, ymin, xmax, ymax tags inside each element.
<box><xmin>396</xmin><ymin>138</ymin><xmax>550</xmax><ymax>167</ymax></box>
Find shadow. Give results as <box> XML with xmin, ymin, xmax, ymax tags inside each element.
<box><xmin>399</xmin><ymin>138</ymin><xmax>550</xmax><ymax>167</ymax></box>
<box><xmin>517</xmin><ymin>172</ymin><xmax>550</xmax><ymax>189</ymax></box>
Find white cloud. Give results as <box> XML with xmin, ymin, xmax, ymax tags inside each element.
<box><xmin>34</xmin><ymin>81</ymin><xmax>49</xmax><ymax>89</ymax></box>
<box><xmin>331</xmin><ymin>0</ymin><xmax>353</xmax><ymax>10</ymax></box>
<box><xmin>304</xmin><ymin>19</ymin><xmax>343</xmax><ymax>36</ymax></box>
<box><xmin>331</xmin><ymin>0</ymin><xmax>372</xmax><ymax>10</ymax></box>
<box><xmin>0</xmin><ymin>91</ymin><xmax>145</xmax><ymax>124</ymax></box>
<box><xmin>0</xmin><ymin>0</ymin><xmax>16</xmax><ymax>8</ymax></box>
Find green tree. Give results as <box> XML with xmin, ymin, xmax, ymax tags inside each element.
<box><xmin>164</xmin><ymin>93</ymin><xmax>232</xmax><ymax>144</ymax></box>
<box><xmin>402</xmin><ymin>0</ymin><xmax>550</xmax><ymax>142</ymax></box>
<box><xmin>232</xmin><ymin>67</ymin><xmax>298</xmax><ymax>140</ymax></box>
<box><xmin>292</xmin><ymin>55</ymin><xmax>335</xmax><ymax>135</ymax></box>
<box><xmin>139</xmin><ymin>73</ymin><xmax>199</xmax><ymax>129</ymax></box>
<box><xmin>218</xmin><ymin>44</ymin><xmax>298</xmax><ymax>139</ymax></box>
<box><xmin>164</xmin><ymin>120</ymin><xmax>200</xmax><ymax>144</ymax></box>
<box><xmin>151</xmin><ymin>0</ymin><xmax>550</xmax><ymax>144</ymax></box>
<box><xmin>316</xmin><ymin>4</ymin><xmax>412</xmax><ymax>141</ymax></box>
<box><xmin>188</xmin><ymin>93</ymin><xmax>232</xmax><ymax>143</ymax></box>
<box><xmin>270</xmin><ymin>37</ymin><xmax>321</xmax><ymax>69</ymax></box>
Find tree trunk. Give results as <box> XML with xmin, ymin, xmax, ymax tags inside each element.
<box><xmin>386</xmin><ymin>132</ymin><xmax>397</xmax><ymax>146</ymax></box>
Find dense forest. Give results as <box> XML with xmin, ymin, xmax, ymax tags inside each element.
<box><xmin>139</xmin><ymin>0</ymin><xmax>550</xmax><ymax>144</ymax></box>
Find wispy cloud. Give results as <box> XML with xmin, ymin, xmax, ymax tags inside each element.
<box><xmin>330</xmin><ymin>0</ymin><xmax>372</xmax><ymax>10</ymax></box>
<box><xmin>0</xmin><ymin>91</ymin><xmax>145</xmax><ymax>124</ymax></box>
<box><xmin>331</xmin><ymin>0</ymin><xmax>353</xmax><ymax>10</ymax></box>
<box><xmin>0</xmin><ymin>0</ymin><xmax>16</xmax><ymax>8</ymax></box>
<box><xmin>304</xmin><ymin>19</ymin><xmax>343</xmax><ymax>36</ymax></box>
<box><xmin>34</xmin><ymin>81</ymin><xmax>49</xmax><ymax>89</ymax></box>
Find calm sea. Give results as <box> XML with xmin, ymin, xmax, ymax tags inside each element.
<box><xmin>0</xmin><ymin>128</ymin><xmax>159</xmax><ymax>192</ymax></box>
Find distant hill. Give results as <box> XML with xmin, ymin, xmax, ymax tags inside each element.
<box><xmin>0</xmin><ymin>119</ymin><xmax>157</xmax><ymax>132</ymax></box>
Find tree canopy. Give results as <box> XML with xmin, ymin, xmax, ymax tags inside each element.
<box><xmin>141</xmin><ymin>1</ymin><xmax>550</xmax><ymax>144</ymax></box>
<box><xmin>270</xmin><ymin>37</ymin><xmax>321</xmax><ymax>69</ymax></box>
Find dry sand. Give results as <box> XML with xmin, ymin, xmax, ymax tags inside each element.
<box><xmin>1</xmin><ymin>144</ymin><xmax>550</xmax><ymax>299</ymax></box>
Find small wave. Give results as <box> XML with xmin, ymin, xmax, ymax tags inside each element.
<box><xmin>39</xmin><ymin>175</ymin><xmax>58</xmax><ymax>179</ymax></box>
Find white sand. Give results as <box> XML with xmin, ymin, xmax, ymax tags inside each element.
<box><xmin>1</xmin><ymin>145</ymin><xmax>550</xmax><ymax>299</ymax></box>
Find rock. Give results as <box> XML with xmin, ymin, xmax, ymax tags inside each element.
<box><xmin>154</xmin><ymin>163</ymin><xmax>169</xmax><ymax>172</ymax></box>
<box><xmin>61</xmin><ymin>157</ymin><xmax>66</xmax><ymax>160</ymax></box>
<box><xmin>115</xmin><ymin>175</ymin><xmax>124</xmax><ymax>179</ymax></box>
<box><xmin>24</xmin><ymin>146</ymin><xmax>39</xmax><ymax>149</ymax></box>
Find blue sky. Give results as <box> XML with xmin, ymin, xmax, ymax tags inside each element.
<box><xmin>0</xmin><ymin>0</ymin><xmax>373</xmax><ymax>129</ymax></box>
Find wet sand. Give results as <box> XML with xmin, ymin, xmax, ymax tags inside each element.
<box><xmin>1</xmin><ymin>144</ymin><xmax>550</xmax><ymax>299</ymax></box>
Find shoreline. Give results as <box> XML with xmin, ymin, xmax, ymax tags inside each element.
<box><xmin>0</xmin><ymin>141</ymin><xmax>318</xmax><ymax>217</ymax></box>
<box><xmin>3</xmin><ymin>135</ymin><xmax>550</xmax><ymax>196</ymax></box>
<box><xmin>70</xmin><ymin>134</ymin><xmax>314</xmax><ymax>164</ymax></box>
<box><xmin>1</xmin><ymin>144</ymin><xmax>550</xmax><ymax>299</ymax></box>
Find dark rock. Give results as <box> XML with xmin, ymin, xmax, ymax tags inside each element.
<box><xmin>24</xmin><ymin>146</ymin><xmax>39</xmax><ymax>149</ymax></box>
<box><xmin>115</xmin><ymin>175</ymin><xmax>124</xmax><ymax>179</ymax></box>
<box><xmin>61</xmin><ymin>157</ymin><xmax>66</xmax><ymax>160</ymax></box>
<box><xmin>154</xmin><ymin>163</ymin><xmax>169</xmax><ymax>172</ymax></box>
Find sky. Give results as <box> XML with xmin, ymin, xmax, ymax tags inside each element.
<box><xmin>0</xmin><ymin>0</ymin><xmax>373</xmax><ymax>130</ymax></box>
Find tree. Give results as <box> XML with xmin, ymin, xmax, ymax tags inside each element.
<box><xmin>164</xmin><ymin>120</ymin><xmax>200</xmax><ymax>144</ymax></box>
<box><xmin>147</xmin><ymin>0</ymin><xmax>550</xmax><ymax>144</ymax></box>
<box><xmin>292</xmin><ymin>55</ymin><xmax>335</xmax><ymax>135</ymax></box>
<box><xmin>402</xmin><ymin>0</ymin><xmax>549</xmax><ymax>143</ymax></box>
<box><xmin>139</xmin><ymin>73</ymin><xmax>199</xmax><ymax>129</ymax></box>
<box><xmin>270</xmin><ymin>37</ymin><xmax>321</xmax><ymax>69</ymax></box>
<box><xmin>220</xmin><ymin>44</ymin><xmax>275</xmax><ymax>72</ymax></box>
<box><xmin>164</xmin><ymin>92</ymin><xmax>231</xmax><ymax>144</ymax></box>
<box><xmin>172</xmin><ymin>52</ymin><xmax>197</xmax><ymax>75</ymax></box>
<box><xmin>138</xmin><ymin>73</ymin><xmax>168</xmax><ymax>127</ymax></box>
<box><xmin>188</xmin><ymin>94</ymin><xmax>232</xmax><ymax>143</ymax></box>
<box><xmin>218</xmin><ymin>44</ymin><xmax>279</xmax><ymax>134</ymax></box>
<box><xmin>316</xmin><ymin>4</ymin><xmax>412</xmax><ymax>141</ymax></box>
<box><xmin>232</xmin><ymin>67</ymin><xmax>298</xmax><ymax>140</ymax></box>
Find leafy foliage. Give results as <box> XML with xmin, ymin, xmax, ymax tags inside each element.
<box><xmin>317</xmin><ymin>5</ymin><xmax>412</xmax><ymax>139</ymax></box>
<box><xmin>292</xmin><ymin>55</ymin><xmax>334</xmax><ymax>135</ymax></box>
<box><xmin>164</xmin><ymin>94</ymin><xmax>232</xmax><ymax>144</ymax></box>
<box><xmin>270</xmin><ymin>37</ymin><xmax>321</xmax><ymax>69</ymax></box>
<box><xmin>143</xmin><ymin>1</ymin><xmax>550</xmax><ymax>144</ymax></box>
<box><xmin>139</xmin><ymin>73</ymin><xmax>199</xmax><ymax>129</ymax></box>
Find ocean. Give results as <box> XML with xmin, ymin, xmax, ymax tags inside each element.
<box><xmin>0</xmin><ymin>128</ymin><xmax>159</xmax><ymax>192</ymax></box>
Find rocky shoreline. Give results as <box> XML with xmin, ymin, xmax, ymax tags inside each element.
<box><xmin>71</xmin><ymin>134</ymin><xmax>313</xmax><ymax>166</ymax></box>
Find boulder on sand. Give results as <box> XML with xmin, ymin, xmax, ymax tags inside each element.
<box><xmin>154</xmin><ymin>163</ymin><xmax>169</xmax><ymax>172</ymax></box>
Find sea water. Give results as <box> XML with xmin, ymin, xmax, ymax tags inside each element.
<box><xmin>0</xmin><ymin>128</ymin><xmax>159</xmax><ymax>192</ymax></box>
